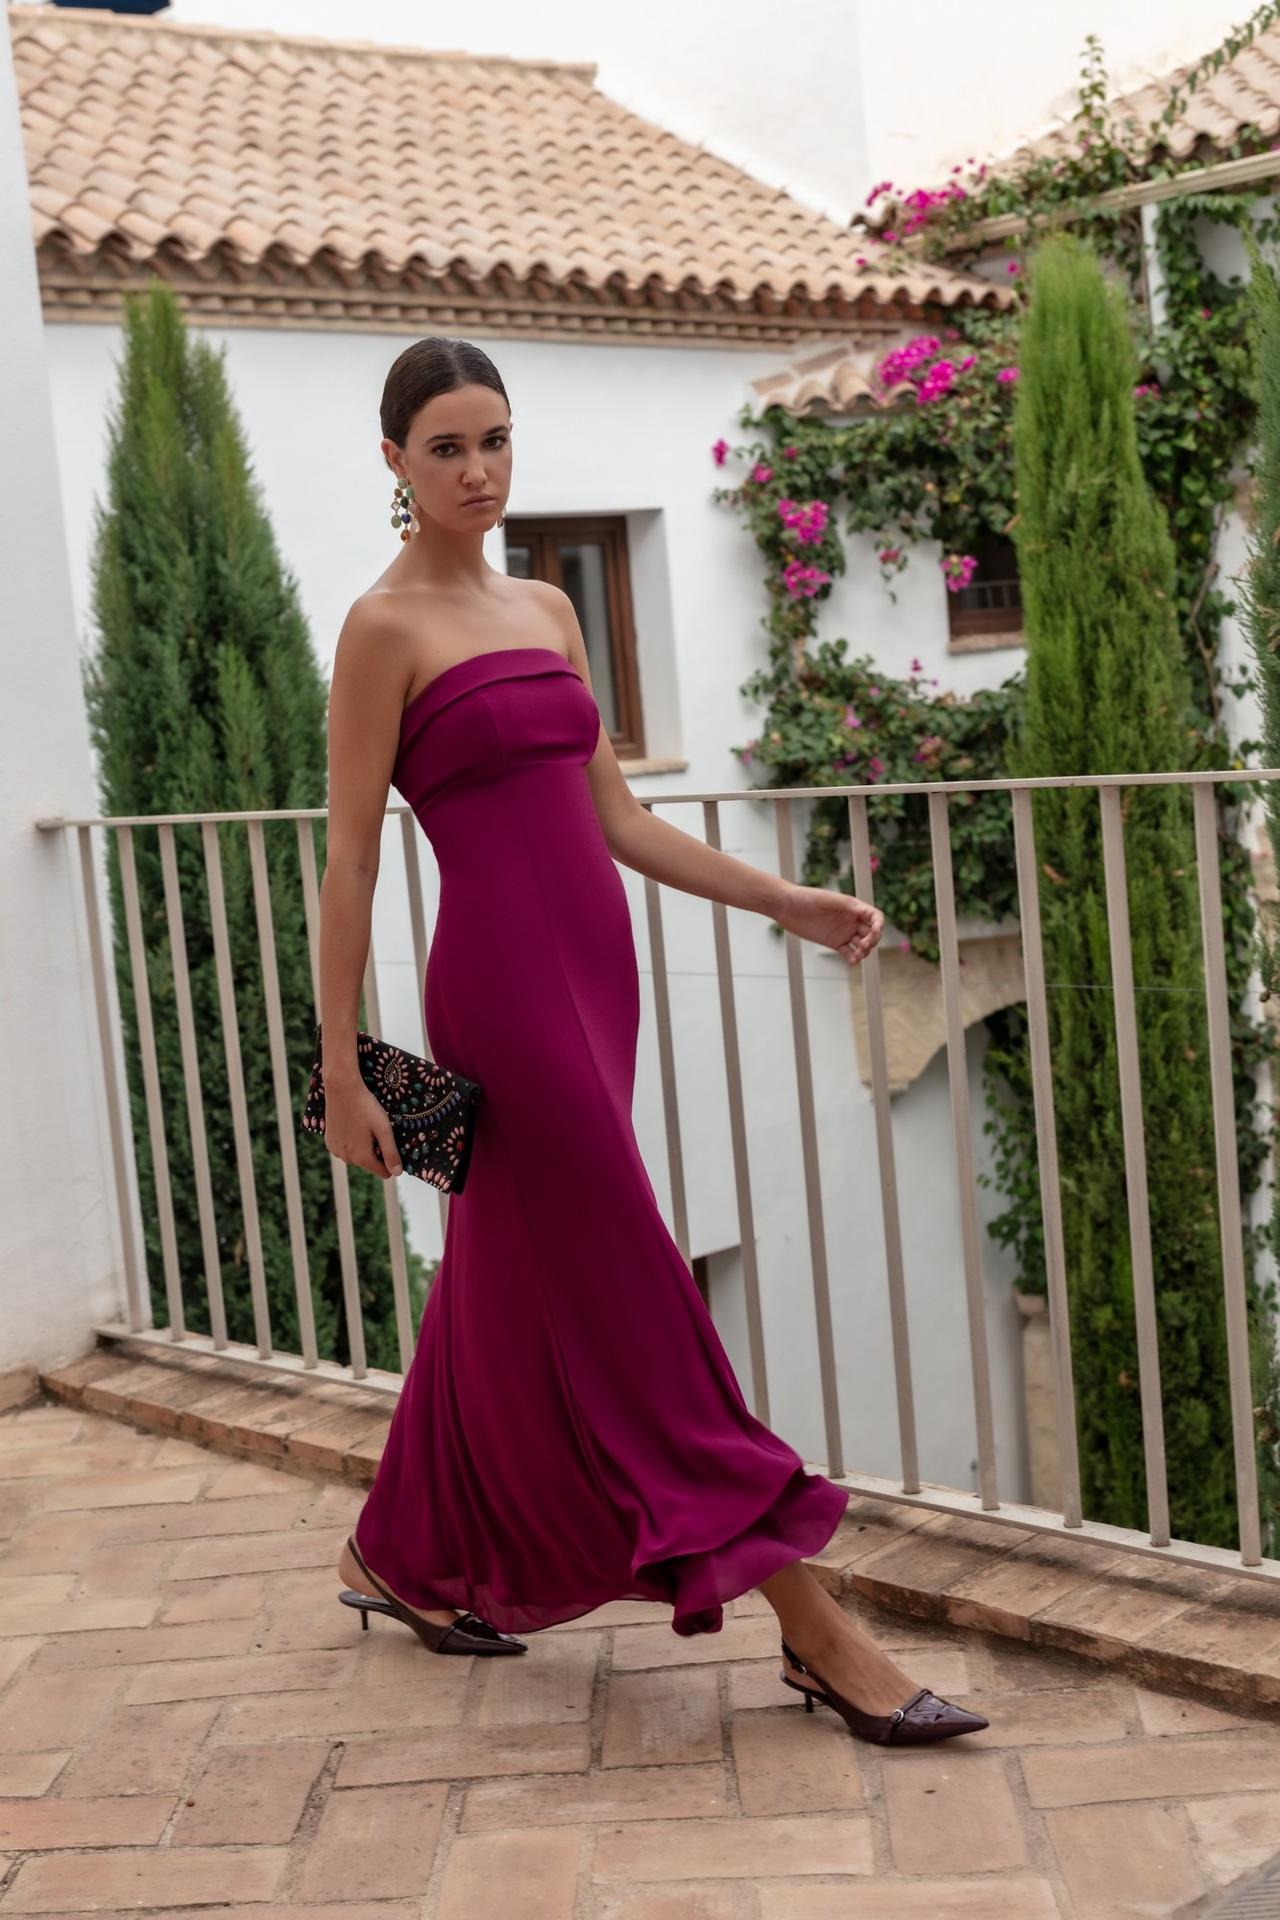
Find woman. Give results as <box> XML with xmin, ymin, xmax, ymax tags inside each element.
<box><xmin>320</xmin><ymin>337</ymin><xmax>987</xmax><ymax>1749</ymax></box>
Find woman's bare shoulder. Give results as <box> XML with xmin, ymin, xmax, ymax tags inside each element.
<box><xmin>330</xmin><ymin>588</ymin><xmax>418</xmax><ymax>706</ymax></box>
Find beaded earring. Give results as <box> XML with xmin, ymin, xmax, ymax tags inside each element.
<box><xmin>391</xmin><ymin>476</ymin><xmax>419</xmax><ymax>542</ymax></box>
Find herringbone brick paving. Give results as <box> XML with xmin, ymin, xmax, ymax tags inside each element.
<box><xmin>0</xmin><ymin>1394</ymin><xmax>1278</xmax><ymax>1917</ymax></box>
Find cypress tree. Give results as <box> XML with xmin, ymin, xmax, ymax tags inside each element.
<box><xmin>83</xmin><ymin>279</ymin><xmax>428</xmax><ymax>1370</ymax></box>
<box><xmin>1008</xmin><ymin>231</ymin><xmax>1249</xmax><ymax>1547</ymax></box>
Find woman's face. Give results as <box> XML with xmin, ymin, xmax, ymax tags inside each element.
<box><xmin>385</xmin><ymin>383</ymin><xmax>512</xmax><ymax>533</ymax></box>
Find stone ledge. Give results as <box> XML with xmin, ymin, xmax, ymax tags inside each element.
<box><xmin>809</xmin><ymin>1499</ymin><xmax>1280</xmax><ymax>1714</ymax></box>
<box><xmin>37</xmin><ymin>1338</ymin><xmax>1280</xmax><ymax>1712</ymax></box>
<box><xmin>39</xmin><ymin>1337</ymin><xmax>392</xmax><ymax>1487</ymax></box>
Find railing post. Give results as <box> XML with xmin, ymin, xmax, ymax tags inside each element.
<box><xmin>847</xmin><ymin>793</ymin><xmax>920</xmax><ymax>1494</ymax></box>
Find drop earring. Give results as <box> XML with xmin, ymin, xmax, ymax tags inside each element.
<box><xmin>391</xmin><ymin>476</ymin><xmax>419</xmax><ymax>542</ymax></box>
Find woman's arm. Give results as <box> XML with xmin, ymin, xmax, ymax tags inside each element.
<box><xmin>551</xmin><ymin>593</ymin><xmax>884</xmax><ymax>966</ymax></box>
<box><xmin>318</xmin><ymin>597</ymin><xmax>407</xmax><ymax>1089</ymax></box>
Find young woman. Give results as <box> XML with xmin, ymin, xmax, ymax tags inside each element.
<box><xmin>321</xmin><ymin>337</ymin><xmax>988</xmax><ymax>1749</ymax></box>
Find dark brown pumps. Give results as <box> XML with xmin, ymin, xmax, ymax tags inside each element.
<box><xmin>778</xmin><ymin>1636</ymin><xmax>989</xmax><ymax>1745</ymax></box>
<box><xmin>338</xmin><ymin>1532</ymin><xmax>528</xmax><ymax>1656</ymax></box>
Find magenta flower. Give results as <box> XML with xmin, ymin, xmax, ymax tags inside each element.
<box><xmin>942</xmin><ymin>554</ymin><xmax>977</xmax><ymax>593</ymax></box>
<box><xmin>782</xmin><ymin>445</ymin><xmax>799</xmax><ymax>459</ymax></box>
<box><xmin>844</xmin><ymin>705</ymin><xmax>863</xmax><ymax>729</ymax></box>
<box><xmin>777</xmin><ymin>497</ymin><xmax>828</xmax><ymax>546</ymax></box>
<box><xmin>751</xmin><ymin>463</ymin><xmax>773</xmax><ymax>484</ymax></box>
<box><xmin>996</xmin><ymin>366</ymin><xmax>1019</xmax><ymax>384</ymax></box>
<box><xmin>868</xmin><ymin>686</ymin><xmax>880</xmax><ymax>698</ymax></box>
<box><xmin>712</xmin><ymin>438</ymin><xmax>729</xmax><ymax>465</ymax></box>
<box><xmin>782</xmin><ymin>557</ymin><xmax>831</xmax><ymax>599</ymax></box>
<box><xmin>916</xmin><ymin>360</ymin><xmax>956</xmax><ymax>404</ymax></box>
<box><xmin>878</xmin><ymin>546</ymin><xmax>902</xmax><ymax>564</ymax></box>
<box><xmin>868</xmin><ymin>756</ymin><xmax>885</xmax><ymax>778</ymax></box>
<box><xmin>870</xmin><ymin>854</ymin><xmax>880</xmax><ymax>871</ymax></box>
<box><xmin>1007</xmin><ymin>260</ymin><xmax>1021</xmax><ymax>276</ymax></box>
<box><xmin>910</xmin><ymin>656</ymin><xmax>923</xmax><ymax>673</ymax></box>
<box><xmin>879</xmin><ymin>336</ymin><xmax>941</xmax><ymax>388</ymax></box>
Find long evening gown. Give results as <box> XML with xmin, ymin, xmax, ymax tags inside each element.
<box><xmin>353</xmin><ymin>644</ymin><xmax>850</xmax><ymax>1636</ymax></box>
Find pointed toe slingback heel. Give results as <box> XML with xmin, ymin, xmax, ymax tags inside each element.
<box><xmin>778</xmin><ymin>1637</ymin><xmax>989</xmax><ymax>1745</ymax></box>
<box><xmin>338</xmin><ymin>1533</ymin><xmax>527</xmax><ymax>1656</ymax></box>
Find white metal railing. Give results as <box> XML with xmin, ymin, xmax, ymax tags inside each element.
<box><xmin>34</xmin><ymin>764</ymin><xmax>1280</xmax><ymax>1583</ymax></box>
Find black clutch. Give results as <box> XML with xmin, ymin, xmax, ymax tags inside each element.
<box><xmin>302</xmin><ymin>1024</ymin><xmax>482</xmax><ymax>1194</ymax></box>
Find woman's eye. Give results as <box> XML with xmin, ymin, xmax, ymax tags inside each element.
<box><xmin>432</xmin><ymin>436</ymin><xmax>507</xmax><ymax>456</ymax></box>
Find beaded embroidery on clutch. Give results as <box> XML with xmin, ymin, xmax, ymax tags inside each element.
<box><xmin>302</xmin><ymin>1024</ymin><xmax>481</xmax><ymax>1193</ymax></box>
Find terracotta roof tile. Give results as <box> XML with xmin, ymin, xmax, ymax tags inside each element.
<box><xmin>749</xmin><ymin>339</ymin><xmax>919</xmax><ymax>418</ymax></box>
<box><xmin>10</xmin><ymin>2</ymin><xmax>1013</xmax><ymax>341</ymax></box>
<box><xmin>861</xmin><ymin>24</ymin><xmax>1280</xmax><ymax>229</ymax></box>
<box><xmin>998</xmin><ymin>23</ymin><xmax>1280</xmax><ymax>170</ymax></box>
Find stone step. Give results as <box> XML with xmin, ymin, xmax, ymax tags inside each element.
<box><xmin>38</xmin><ymin>1339</ymin><xmax>392</xmax><ymax>1487</ymax></box>
<box><xmin>36</xmin><ymin>1336</ymin><xmax>1280</xmax><ymax>1716</ymax></box>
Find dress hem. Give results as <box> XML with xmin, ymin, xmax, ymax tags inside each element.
<box><xmin>356</xmin><ymin>1467</ymin><xmax>850</xmax><ymax>1638</ymax></box>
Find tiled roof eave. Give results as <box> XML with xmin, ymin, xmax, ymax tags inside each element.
<box><xmin>34</xmin><ymin>242</ymin><xmax>1013</xmax><ymax>341</ymax></box>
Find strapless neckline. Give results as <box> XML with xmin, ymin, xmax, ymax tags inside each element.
<box><xmin>401</xmin><ymin>644</ymin><xmax>572</xmax><ymax>727</ymax></box>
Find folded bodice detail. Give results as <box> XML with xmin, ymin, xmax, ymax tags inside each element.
<box><xmin>391</xmin><ymin>645</ymin><xmax>600</xmax><ymax>821</ymax></box>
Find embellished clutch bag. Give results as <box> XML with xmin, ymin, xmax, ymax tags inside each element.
<box><xmin>301</xmin><ymin>1024</ymin><xmax>482</xmax><ymax>1194</ymax></box>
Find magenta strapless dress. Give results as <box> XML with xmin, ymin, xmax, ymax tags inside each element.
<box><xmin>352</xmin><ymin>645</ymin><xmax>849</xmax><ymax>1636</ymax></box>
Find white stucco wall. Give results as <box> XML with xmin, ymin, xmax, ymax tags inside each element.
<box><xmin>0</xmin><ymin>8</ymin><xmax>132</xmax><ymax>1376</ymax></box>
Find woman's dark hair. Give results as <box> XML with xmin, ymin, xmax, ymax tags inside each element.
<box><xmin>380</xmin><ymin>337</ymin><xmax>510</xmax><ymax>449</ymax></box>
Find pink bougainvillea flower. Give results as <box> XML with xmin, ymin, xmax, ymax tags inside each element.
<box><xmin>1201</xmin><ymin>305</ymin><xmax>1212</xmax><ymax>317</ymax></box>
<box><xmin>782</xmin><ymin>445</ymin><xmax>799</xmax><ymax>459</ymax></box>
<box><xmin>844</xmin><ymin>705</ymin><xmax>863</xmax><ymax>728</ymax></box>
<box><xmin>878</xmin><ymin>546</ymin><xmax>902</xmax><ymax>564</ymax></box>
<box><xmin>868</xmin><ymin>756</ymin><xmax>885</xmax><ymax>777</ymax></box>
<box><xmin>942</xmin><ymin>554</ymin><xmax>978</xmax><ymax>593</ymax></box>
<box><xmin>1007</xmin><ymin>260</ymin><xmax>1021</xmax><ymax>275</ymax></box>
<box><xmin>868</xmin><ymin>686</ymin><xmax>880</xmax><ymax>698</ymax></box>
<box><xmin>910</xmin><ymin>656</ymin><xmax>923</xmax><ymax>673</ymax></box>
<box><xmin>915</xmin><ymin>360</ymin><xmax>956</xmax><ymax>404</ymax></box>
<box><xmin>878</xmin><ymin>336</ymin><xmax>941</xmax><ymax>388</ymax></box>
<box><xmin>870</xmin><ymin>854</ymin><xmax>880</xmax><ymax>870</ymax></box>
<box><xmin>782</xmin><ymin>557</ymin><xmax>831</xmax><ymax>599</ymax></box>
<box><xmin>751</xmin><ymin>463</ymin><xmax>773</xmax><ymax>483</ymax></box>
<box><xmin>777</xmin><ymin>497</ymin><xmax>828</xmax><ymax>546</ymax></box>
<box><xmin>996</xmin><ymin>366</ymin><xmax>1019</xmax><ymax>384</ymax></box>
<box><xmin>712</xmin><ymin>438</ymin><xmax>729</xmax><ymax>465</ymax></box>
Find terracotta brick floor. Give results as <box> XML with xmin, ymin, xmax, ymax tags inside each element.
<box><xmin>1</xmin><ymin>1395</ymin><xmax>1279</xmax><ymax>1918</ymax></box>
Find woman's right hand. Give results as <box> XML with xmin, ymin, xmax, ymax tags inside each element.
<box><xmin>322</xmin><ymin>1078</ymin><xmax>403</xmax><ymax>1178</ymax></box>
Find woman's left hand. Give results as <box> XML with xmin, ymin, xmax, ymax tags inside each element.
<box><xmin>775</xmin><ymin>884</ymin><xmax>885</xmax><ymax>966</ymax></box>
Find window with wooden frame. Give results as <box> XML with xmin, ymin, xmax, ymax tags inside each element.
<box><xmin>504</xmin><ymin>516</ymin><xmax>645</xmax><ymax>757</ymax></box>
<box><xmin>946</xmin><ymin>531</ymin><xmax>1024</xmax><ymax>652</ymax></box>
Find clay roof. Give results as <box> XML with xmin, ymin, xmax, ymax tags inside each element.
<box><xmin>1004</xmin><ymin>25</ymin><xmax>1280</xmax><ymax>170</ymax></box>
<box><xmin>10</xmin><ymin>3</ymin><xmax>1013</xmax><ymax>341</ymax></box>
<box><xmin>749</xmin><ymin>340</ymin><xmax>913</xmax><ymax>417</ymax></box>
<box><xmin>859</xmin><ymin>24</ymin><xmax>1280</xmax><ymax>230</ymax></box>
